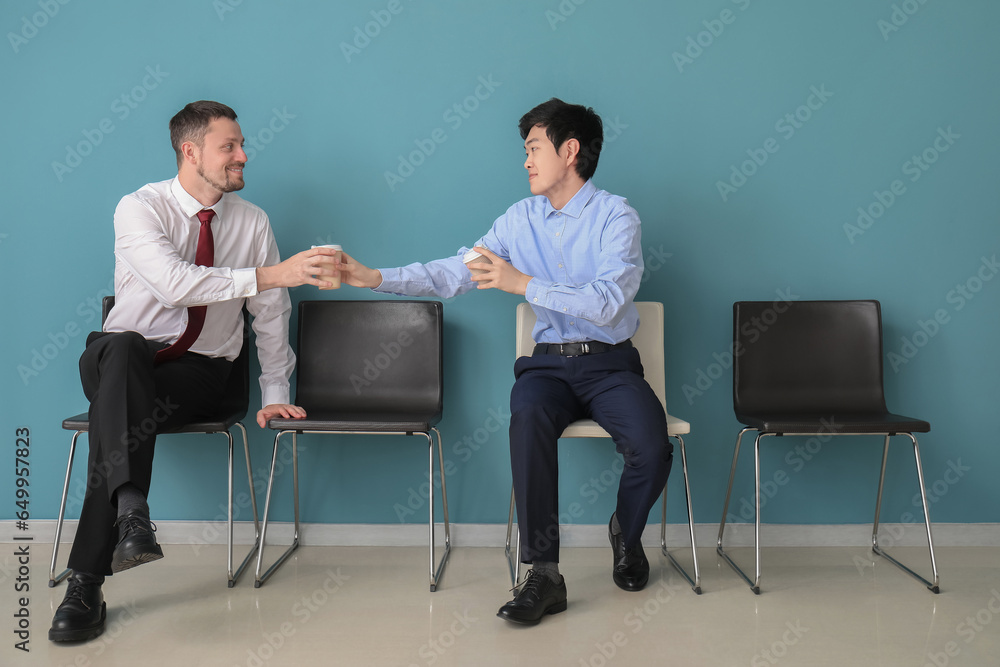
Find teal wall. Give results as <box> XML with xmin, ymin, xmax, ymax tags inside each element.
<box><xmin>2</xmin><ymin>0</ymin><xmax>998</xmax><ymax>529</ymax></box>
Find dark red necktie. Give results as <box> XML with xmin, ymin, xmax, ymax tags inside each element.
<box><xmin>154</xmin><ymin>209</ymin><xmax>215</xmax><ymax>364</ymax></box>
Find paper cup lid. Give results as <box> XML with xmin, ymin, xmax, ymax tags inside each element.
<box><xmin>312</xmin><ymin>244</ymin><xmax>342</xmax><ymax>250</ymax></box>
<box><xmin>463</xmin><ymin>249</ymin><xmax>483</xmax><ymax>262</ymax></box>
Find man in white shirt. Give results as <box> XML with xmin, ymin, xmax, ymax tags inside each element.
<box><xmin>49</xmin><ymin>101</ymin><xmax>336</xmax><ymax>642</ymax></box>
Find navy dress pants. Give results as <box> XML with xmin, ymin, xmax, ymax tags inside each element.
<box><xmin>68</xmin><ymin>331</ymin><xmax>231</xmax><ymax>575</ymax></box>
<box><xmin>509</xmin><ymin>346</ymin><xmax>673</xmax><ymax>564</ymax></box>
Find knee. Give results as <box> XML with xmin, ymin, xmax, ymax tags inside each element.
<box><xmin>620</xmin><ymin>434</ymin><xmax>673</xmax><ymax>470</ymax></box>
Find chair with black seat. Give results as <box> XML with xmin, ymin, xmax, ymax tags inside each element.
<box><xmin>717</xmin><ymin>300</ymin><xmax>939</xmax><ymax>594</ymax></box>
<box><xmin>50</xmin><ymin>295</ymin><xmax>260</xmax><ymax>588</ymax></box>
<box><xmin>504</xmin><ymin>301</ymin><xmax>701</xmax><ymax>593</ymax></box>
<box><xmin>254</xmin><ymin>300</ymin><xmax>451</xmax><ymax>591</ymax></box>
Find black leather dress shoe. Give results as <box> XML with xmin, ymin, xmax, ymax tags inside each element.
<box><xmin>609</xmin><ymin>514</ymin><xmax>649</xmax><ymax>591</ymax></box>
<box><xmin>111</xmin><ymin>508</ymin><xmax>163</xmax><ymax>573</ymax></box>
<box><xmin>49</xmin><ymin>573</ymin><xmax>106</xmax><ymax>642</ymax></box>
<box><xmin>497</xmin><ymin>569</ymin><xmax>568</xmax><ymax>625</ymax></box>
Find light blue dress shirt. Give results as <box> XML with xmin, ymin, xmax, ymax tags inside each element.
<box><xmin>375</xmin><ymin>180</ymin><xmax>643</xmax><ymax>344</ymax></box>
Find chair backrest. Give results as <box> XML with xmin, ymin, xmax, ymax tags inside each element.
<box><xmin>294</xmin><ymin>300</ymin><xmax>443</xmax><ymax>417</ymax></box>
<box><xmin>515</xmin><ymin>301</ymin><xmax>667</xmax><ymax>412</ymax></box>
<box><xmin>102</xmin><ymin>295</ymin><xmax>250</xmax><ymax>421</ymax></box>
<box><xmin>732</xmin><ymin>300</ymin><xmax>888</xmax><ymax>415</ymax></box>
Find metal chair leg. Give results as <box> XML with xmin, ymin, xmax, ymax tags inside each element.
<box><xmin>660</xmin><ymin>435</ymin><xmax>701</xmax><ymax>594</ymax></box>
<box><xmin>255</xmin><ymin>430</ymin><xmax>300</xmax><ymax>587</ymax></box>
<box><xmin>505</xmin><ymin>486</ymin><xmax>522</xmax><ymax>588</ymax></box>
<box><xmin>428</xmin><ymin>428</ymin><xmax>451</xmax><ymax>591</ymax></box>
<box><xmin>49</xmin><ymin>431</ymin><xmax>83</xmax><ymax>587</ymax></box>
<box><xmin>229</xmin><ymin>422</ymin><xmax>261</xmax><ymax>586</ymax></box>
<box><xmin>717</xmin><ymin>428</ymin><xmax>764</xmax><ymax>594</ymax></box>
<box><xmin>872</xmin><ymin>434</ymin><xmax>940</xmax><ymax>593</ymax></box>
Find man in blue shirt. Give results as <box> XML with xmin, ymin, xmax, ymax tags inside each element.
<box><xmin>340</xmin><ymin>98</ymin><xmax>673</xmax><ymax>625</ymax></box>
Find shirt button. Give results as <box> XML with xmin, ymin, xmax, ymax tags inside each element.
<box><xmin>558</xmin><ymin>263</ymin><xmax>563</xmax><ymax>268</ymax></box>
<box><xmin>533</xmin><ymin>297</ymin><xmax>538</xmax><ymax>303</ymax></box>
<box><xmin>555</xmin><ymin>232</ymin><xmax>560</xmax><ymax>237</ymax></box>
<box><xmin>570</xmin><ymin>321</ymin><xmax>575</xmax><ymax>325</ymax></box>
<box><xmin>563</xmin><ymin>307</ymin><xmax>567</xmax><ymax>312</ymax></box>
<box><xmin>556</xmin><ymin>212</ymin><xmax>562</xmax><ymax>216</ymax></box>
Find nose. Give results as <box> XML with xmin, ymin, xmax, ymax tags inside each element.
<box><xmin>235</xmin><ymin>145</ymin><xmax>248</xmax><ymax>163</ymax></box>
<box><xmin>524</xmin><ymin>155</ymin><xmax>531</xmax><ymax>169</ymax></box>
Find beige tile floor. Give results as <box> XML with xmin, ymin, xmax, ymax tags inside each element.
<box><xmin>5</xmin><ymin>544</ymin><xmax>999</xmax><ymax>666</ymax></box>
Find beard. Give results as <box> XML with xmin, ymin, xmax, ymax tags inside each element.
<box><xmin>197</xmin><ymin>162</ymin><xmax>245</xmax><ymax>193</ymax></box>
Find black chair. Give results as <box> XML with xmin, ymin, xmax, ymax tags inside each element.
<box><xmin>254</xmin><ymin>300</ymin><xmax>451</xmax><ymax>591</ymax></box>
<box><xmin>49</xmin><ymin>296</ymin><xmax>260</xmax><ymax>588</ymax></box>
<box><xmin>717</xmin><ymin>300</ymin><xmax>939</xmax><ymax>594</ymax></box>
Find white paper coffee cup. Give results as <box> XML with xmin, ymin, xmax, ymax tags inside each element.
<box><xmin>463</xmin><ymin>249</ymin><xmax>492</xmax><ymax>275</ymax></box>
<box><xmin>311</xmin><ymin>244</ymin><xmax>342</xmax><ymax>289</ymax></box>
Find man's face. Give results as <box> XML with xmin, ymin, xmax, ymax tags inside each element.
<box><xmin>523</xmin><ymin>125</ymin><xmax>574</xmax><ymax>200</ymax></box>
<box><xmin>191</xmin><ymin>117</ymin><xmax>247</xmax><ymax>194</ymax></box>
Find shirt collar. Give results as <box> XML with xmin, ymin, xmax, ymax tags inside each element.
<box><xmin>544</xmin><ymin>179</ymin><xmax>597</xmax><ymax>219</ymax></box>
<box><xmin>169</xmin><ymin>177</ymin><xmax>228</xmax><ymax>221</ymax></box>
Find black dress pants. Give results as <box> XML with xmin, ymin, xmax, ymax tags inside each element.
<box><xmin>67</xmin><ymin>331</ymin><xmax>231</xmax><ymax>576</ymax></box>
<box><xmin>509</xmin><ymin>346</ymin><xmax>673</xmax><ymax>564</ymax></box>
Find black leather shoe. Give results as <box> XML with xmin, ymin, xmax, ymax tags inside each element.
<box><xmin>497</xmin><ymin>569</ymin><xmax>568</xmax><ymax>625</ymax></box>
<box><xmin>111</xmin><ymin>508</ymin><xmax>163</xmax><ymax>573</ymax></box>
<box><xmin>609</xmin><ymin>514</ymin><xmax>649</xmax><ymax>591</ymax></box>
<box><xmin>49</xmin><ymin>573</ymin><xmax>106</xmax><ymax>642</ymax></box>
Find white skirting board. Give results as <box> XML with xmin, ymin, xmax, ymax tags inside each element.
<box><xmin>15</xmin><ymin>520</ymin><xmax>1000</xmax><ymax>548</ymax></box>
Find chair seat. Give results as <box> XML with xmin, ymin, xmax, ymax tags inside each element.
<box><xmin>735</xmin><ymin>411</ymin><xmax>930</xmax><ymax>434</ymax></box>
<box><xmin>268</xmin><ymin>411</ymin><xmax>440</xmax><ymax>432</ymax></box>
<box><xmin>560</xmin><ymin>414</ymin><xmax>692</xmax><ymax>439</ymax></box>
<box><xmin>63</xmin><ymin>410</ymin><xmax>246</xmax><ymax>434</ymax></box>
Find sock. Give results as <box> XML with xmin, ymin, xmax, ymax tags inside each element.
<box><xmin>113</xmin><ymin>482</ymin><xmax>148</xmax><ymax>519</ymax></box>
<box><xmin>531</xmin><ymin>560</ymin><xmax>561</xmax><ymax>584</ymax></box>
<box><xmin>611</xmin><ymin>513</ymin><xmax>622</xmax><ymax>535</ymax></box>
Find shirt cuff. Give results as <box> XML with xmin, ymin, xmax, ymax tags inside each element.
<box><xmin>261</xmin><ymin>384</ymin><xmax>291</xmax><ymax>409</ymax></box>
<box><xmin>232</xmin><ymin>267</ymin><xmax>259</xmax><ymax>298</ymax></box>
<box><xmin>525</xmin><ymin>278</ymin><xmax>553</xmax><ymax>307</ymax></box>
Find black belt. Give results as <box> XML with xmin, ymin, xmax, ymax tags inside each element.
<box><xmin>533</xmin><ymin>339</ymin><xmax>632</xmax><ymax>357</ymax></box>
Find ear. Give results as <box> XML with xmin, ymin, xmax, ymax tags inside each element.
<box><xmin>180</xmin><ymin>140</ymin><xmax>199</xmax><ymax>166</ymax></box>
<box><xmin>562</xmin><ymin>137</ymin><xmax>580</xmax><ymax>167</ymax></box>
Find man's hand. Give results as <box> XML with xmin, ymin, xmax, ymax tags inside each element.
<box><xmin>256</xmin><ymin>247</ymin><xmax>340</xmax><ymax>291</ymax></box>
<box><xmin>338</xmin><ymin>251</ymin><xmax>383</xmax><ymax>289</ymax></box>
<box><xmin>469</xmin><ymin>247</ymin><xmax>532</xmax><ymax>295</ymax></box>
<box><xmin>257</xmin><ymin>403</ymin><xmax>307</xmax><ymax>428</ymax></box>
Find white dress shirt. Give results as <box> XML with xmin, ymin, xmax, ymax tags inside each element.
<box><xmin>103</xmin><ymin>177</ymin><xmax>295</xmax><ymax>407</ymax></box>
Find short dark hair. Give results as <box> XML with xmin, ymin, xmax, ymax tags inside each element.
<box><xmin>518</xmin><ymin>98</ymin><xmax>603</xmax><ymax>181</ymax></box>
<box><xmin>169</xmin><ymin>100</ymin><xmax>238</xmax><ymax>164</ymax></box>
